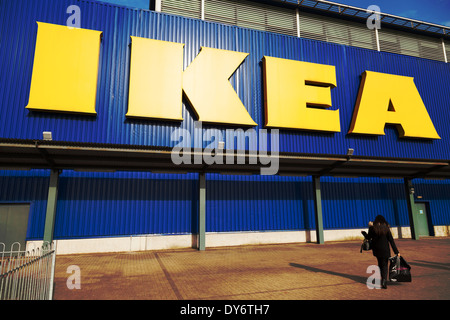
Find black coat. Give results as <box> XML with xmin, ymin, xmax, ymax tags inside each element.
<box><xmin>367</xmin><ymin>226</ymin><xmax>399</xmax><ymax>258</ymax></box>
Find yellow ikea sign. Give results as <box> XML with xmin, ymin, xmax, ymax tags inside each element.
<box><xmin>26</xmin><ymin>22</ymin><xmax>440</xmax><ymax>140</ymax></box>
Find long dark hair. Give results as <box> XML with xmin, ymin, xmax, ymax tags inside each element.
<box><xmin>372</xmin><ymin>215</ymin><xmax>390</xmax><ymax>236</ymax></box>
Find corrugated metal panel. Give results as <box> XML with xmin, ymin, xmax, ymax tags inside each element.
<box><xmin>0</xmin><ymin>169</ymin><xmax>198</xmax><ymax>239</ymax></box>
<box><xmin>53</xmin><ymin>171</ymin><xmax>198</xmax><ymax>239</ymax></box>
<box><xmin>206</xmin><ymin>174</ymin><xmax>414</xmax><ymax>233</ymax></box>
<box><xmin>206</xmin><ymin>174</ymin><xmax>315</xmax><ymax>232</ymax></box>
<box><xmin>0</xmin><ymin>0</ymin><xmax>448</xmax><ymax>241</ymax></box>
<box><xmin>0</xmin><ymin>0</ymin><xmax>449</xmax><ymax>161</ymax></box>
<box><xmin>321</xmin><ymin>177</ymin><xmax>409</xmax><ymax>229</ymax></box>
<box><xmin>205</xmin><ymin>0</ymin><xmax>297</xmax><ymax>37</ymax></box>
<box><xmin>276</xmin><ymin>39</ymin><xmax>450</xmax><ymax>160</ymax></box>
<box><xmin>161</xmin><ymin>0</ymin><xmax>201</xmax><ymax>20</ymax></box>
<box><xmin>0</xmin><ymin>171</ymin><xmax>448</xmax><ymax>240</ymax></box>
<box><xmin>378</xmin><ymin>28</ymin><xmax>445</xmax><ymax>62</ymax></box>
<box><xmin>298</xmin><ymin>11</ymin><xmax>378</xmax><ymax>51</ymax></box>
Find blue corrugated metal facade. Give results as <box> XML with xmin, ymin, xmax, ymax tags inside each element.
<box><xmin>0</xmin><ymin>0</ymin><xmax>449</xmax><ymax>242</ymax></box>
<box><xmin>1</xmin><ymin>0</ymin><xmax>450</xmax><ymax>157</ymax></box>
<box><xmin>1</xmin><ymin>170</ymin><xmax>448</xmax><ymax>240</ymax></box>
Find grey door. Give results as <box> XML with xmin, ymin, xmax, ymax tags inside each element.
<box><xmin>0</xmin><ymin>204</ymin><xmax>30</xmax><ymax>251</ymax></box>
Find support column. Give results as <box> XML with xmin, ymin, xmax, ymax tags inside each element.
<box><xmin>43</xmin><ymin>169</ymin><xmax>60</xmax><ymax>244</ymax></box>
<box><xmin>404</xmin><ymin>178</ymin><xmax>419</xmax><ymax>240</ymax></box>
<box><xmin>198</xmin><ymin>172</ymin><xmax>206</xmax><ymax>250</ymax></box>
<box><xmin>313</xmin><ymin>176</ymin><xmax>324</xmax><ymax>244</ymax></box>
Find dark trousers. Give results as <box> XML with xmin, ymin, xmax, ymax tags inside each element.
<box><xmin>376</xmin><ymin>256</ymin><xmax>389</xmax><ymax>281</ymax></box>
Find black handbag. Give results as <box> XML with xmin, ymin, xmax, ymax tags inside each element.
<box><xmin>360</xmin><ymin>238</ymin><xmax>371</xmax><ymax>253</ymax></box>
<box><xmin>389</xmin><ymin>255</ymin><xmax>412</xmax><ymax>282</ymax></box>
<box><xmin>360</xmin><ymin>231</ymin><xmax>371</xmax><ymax>253</ymax></box>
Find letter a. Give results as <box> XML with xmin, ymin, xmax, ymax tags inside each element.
<box><xmin>66</xmin><ymin>265</ymin><xmax>81</xmax><ymax>289</ymax></box>
<box><xmin>348</xmin><ymin>71</ymin><xmax>440</xmax><ymax>139</ymax></box>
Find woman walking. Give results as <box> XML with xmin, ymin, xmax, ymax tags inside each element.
<box><xmin>363</xmin><ymin>215</ymin><xmax>400</xmax><ymax>289</ymax></box>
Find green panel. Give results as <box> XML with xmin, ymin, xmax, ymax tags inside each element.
<box><xmin>198</xmin><ymin>172</ymin><xmax>206</xmax><ymax>251</ymax></box>
<box><xmin>0</xmin><ymin>206</ymin><xmax>8</xmax><ymax>248</ymax></box>
<box><xmin>43</xmin><ymin>170</ymin><xmax>59</xmax><ymax>244</ymax></box>
<box><xmin>404</xmin><ymin>179</ymin><xmax>419</xmax><ymax>240</ymax></box>
<box><xmin>0</xmin><ymin>204</ymin><xmax>30</xmax><ymax>250</ymax></box>
<box><xmin>313</xmin><ymin>176</ymin><xmax>324</xmax><ymax>244</ymax></box>
<box><xmin>415</xmin><ymin>202</ymin><xmax>430</xmax><ymax>237</ymax></box>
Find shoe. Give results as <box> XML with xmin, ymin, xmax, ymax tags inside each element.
<box><xmin>382</xmin><ymin>279</ymin><xmax>387</xmax><ymax>289</ymax></box>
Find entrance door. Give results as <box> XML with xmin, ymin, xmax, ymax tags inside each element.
<box><xmin>415</xmin><ymin>202</ymin><xmax>430</xmax><ymax>237</ymax></box>
<box><xmin>0</xmin><ymin>204</ymin><xmax>30</xmax><ymax>251</ymax></box>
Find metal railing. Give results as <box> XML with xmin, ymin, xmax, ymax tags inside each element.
<box><xmin>0</xmin><ymin>241</ymin><xmax>56</xmax><ymax>300</ymax></box>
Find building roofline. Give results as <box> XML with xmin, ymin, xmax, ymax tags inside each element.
<box><xmin>255</xmin><ymin>0</ymin><xmax>450</xmax><ymax>38</ymax></box>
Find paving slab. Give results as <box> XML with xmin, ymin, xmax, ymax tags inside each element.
<box><xmin>53</xmin><ymin>237</ymin><xmax>450</xmax><ymax>301</ymax></box>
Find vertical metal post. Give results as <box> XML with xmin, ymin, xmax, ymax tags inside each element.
<box><xmin>48</xmin><ymin>242</ymin><xmax>56</xmax><ymax>300</ymax></box>
<box><xmin>404</xmin><ymin>178</ymin><xmax>419</xmax><ymax>240</ymax></box>
<box><xmin>198</xmin><ymin>172</ymin><xmax>206</xmax><ymax>250</ymax></box>
<box><xmin>201</xmin><ymin>0</ymin><xmax>205</xmax><ymax>20</ymax></box>
<box><xmin>375</xmin><ymin>28</ymin><xmax>381</xmax><ymax>52</ymax></box>
<box><xmin>154</xmin><ymin>0</ymin><xmax>162</xmax><ymax>12</ymax></box>
<box><xmin>296</xmin><ymin>8</ymin><xmax>301</xmax><ymax>38</ymax></box>
<box><xmin>442</xmin><ymin>38</ymin><xmax>448</xmax><ymax>63</ymax></box>
<box><xmin>43</xmin><ymin>170</ymin><xmax>60</xmax><ymax>244</ymax></box>
<box><xmin>313</xmin><ymin>176</ymin><xmax>324</xmax><ymax>244</ymax></box>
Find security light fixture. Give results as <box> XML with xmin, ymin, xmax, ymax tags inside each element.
<box><xmin>347</xmin><ymin>148</ymin><xmax>354</xmax><ymax>156</ymax></box>
<box><xmin>42</xmin><ymin>131</ymin><xmax>52</xmax><ymax>141</ymax></box>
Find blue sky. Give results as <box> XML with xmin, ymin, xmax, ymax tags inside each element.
<box><xmin>96</xmin><ymin>0</ymin><xmax>450</xmax><ymax>27</ymax></box>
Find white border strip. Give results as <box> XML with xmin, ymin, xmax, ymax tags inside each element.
<box><xmin>27</xmin><ymin>226</ymin><xmax>449</xmax><ymax>255</ymax></box>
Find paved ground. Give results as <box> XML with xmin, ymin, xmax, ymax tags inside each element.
<box><xmin>53</xmin><ymin>237</ymin><xmax>450</xmax><ymax>302</ymax></box>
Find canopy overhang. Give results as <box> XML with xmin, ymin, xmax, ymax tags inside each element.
<box><xmin>0</xmin><ymin>139</ymin><xmax>448</xmax><ymax>179</ymax></box>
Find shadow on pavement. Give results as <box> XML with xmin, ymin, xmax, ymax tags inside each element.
<box><xmin>289</xmin><ymin>262</ymin><xmax>368</xmax><ymax>285</ymax></box>
<box><xmin>409</xmin><ymin>260</ymin><xmax>450</xmax><ymax>271</ymax></box>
